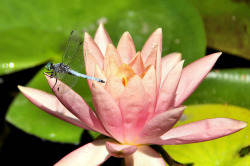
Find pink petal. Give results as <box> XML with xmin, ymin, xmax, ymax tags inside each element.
<box><xmin>105</xmin><ymin>75</ymin><xmax>124</xmax><ymax>103</ymax></box>
<box><xmin>161</xmin><ymin>52</ymin><xmax>182</xmax><ymax>85</ymax></box>
<box><xmin>84</xmin><ymin>51</ymin><xmax>102</xmax><ymax>89</ymax></box>
<box><xmin>153</xmin><ymin>118</ymin><xmax>247</xmax><ymax>145</ymax></box>
<box><xmin>117</xmin><ymin>32</ymin><xmax>136</xmax><ymax>63</ymax></box>
<box><xmin>105</xmin><ymin>56</ymin><xmax>119</xmax><ymax>77</ymax></box>
<box><xmin>104</xmin><ymin>44</ymin><xmax>123</xmax><ymax>73</ymax></box>
<box><xmin>144</xmin><ymin>45</ymin><xmax>157</xmax><ymax>67</ymax></box>
<box><xmin>128</xmin><ymin>52</ymin><xmax>145</xmax><ymax>76</ymax></box>
<box><xmin>18</xmin><ymin>86</ymin><xmax>90</xmax><ymax>130</ymax></box>
<box><xmin>144</xmin><ymin>45</ymin><xmax>161</xmax><ymax>95</ymax></box>
<box><xmin>125</xmin><ymin>145</ymin><xmax>166</xmax><ymax>166</ymax></box>
<box><xmin>136</xmin><ymin>106</ymin><xmax>186</xmax><ymax>144</ymax></box>
<box><xmin>155</xmin><ymin>45</ymin><xmax>162</xmax><ymax>94</ymax></box>
<box><xmin>119</xmin><ymin>76</ymin><xmax>149</xmax><ymax>143</ymax></box>
<box><xmin>92</xmin><ymin>81</ymin><xmax>124</xmax><ymax>142</ymax></box>
<box><xmin>94</xmin><ymin>65</ymin><xmax>107</xmax><ymax>89</ymax></box>
<box><xmin>55</xmin><ymin>138</ymin><xmax>111</xmax><ymax>166</ymax></box>
<box><xmin>94</xmin><ymin>23</ymin><xmax>112</xmax><ymax>55</ymax></box>
<box><xmin>141</xmin><ymin>28</ymin><xmax>162</xmax><ymax>61</ymax></box>
<box><xmin>174</xmin><ymin>52</ymin><xmax>221</xmax><ymax>106</ymax></box>
<box><xmin>106</xmin><ymin>141</ymin><xmax>137</xmax><ymax>158</ymax></box>
<box><xmin>84</xmin><ymin>32</ymin><xmax>104</xmax><ymax>68</ymax></box>
<box><xmin>45</xmin><ymin>75</ymin><xmax>109</xmax><ymax>136</ymax></box>
<box><xmin>155</xmin><ymin>61</ymin><xmax>184</xmax><ymax>115</ymax></box>
<box><xmin>142</xmin><ymin>66</ymin><xmax>157</xmax><ymax>120</ymax></box>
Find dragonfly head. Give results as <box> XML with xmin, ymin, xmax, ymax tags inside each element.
<box><xmin>45</xmin><ymin>62</ymin><xmax>53</xmax><ymax>71</ymax></box>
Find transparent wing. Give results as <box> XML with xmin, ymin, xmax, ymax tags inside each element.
<box><xmin>66</xmin><ymin>42</ymin><xmax>84</xmax><ymax>73</ymax></box>
<box><xmin>55</xmin><ymin>72</ymin><xmax>66</xmax><ymax>80</ymax></box>
<box><xmin>62</xmin><ymin>30</ymin><xmax>79</xmax><ymax>65</ymax></box>
<box><xmin>58</xmin><ymin>74</ymin><xmax>78</xmax><ymax>94</ymax></box>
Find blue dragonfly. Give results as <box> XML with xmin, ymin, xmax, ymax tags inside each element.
<box><xmin>45</xmin><ymin>30</ymin><xmax>105</xmax><ymax>93</ymax></box>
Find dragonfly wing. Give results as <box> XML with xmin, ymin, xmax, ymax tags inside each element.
<box><xmin>55</xmin><ymin>72</ymin><xmax>66</xmax><ymax>79</ymax></box>
<box><xmin>67</xmin><ymin>42</ymin><xmax>84</xmax><ymax>73</ymax></box>
<box><xmin>62</xmin><ymin>30</ymin><xmax>79</xmax><ymax>65</ymax></box>
<box><xmin>58</xmin><ymin>74</ymin><xmax>78</xmax><ymax>94</ymax></box>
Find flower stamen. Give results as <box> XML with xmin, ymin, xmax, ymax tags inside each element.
<box><xmin>116</xmin><ymin>64</ymin><xmax>136</xmax><ymax>86</ymax></box>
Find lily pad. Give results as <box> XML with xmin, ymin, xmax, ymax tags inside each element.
<box><xmin>0</xmin><ymin>28</ymin><xmax>64</xmax><ymax>75</ymax></box>
<box><xmin>5</xmin><ymin>0</ymin><xmax>206</xmax><ymax>143</ymax></box>
<box><xmin>189</xmin><ymin>0</ymin><xmax>250</xmax><ymax>60</ymax></box>
<box><xmin>163</xmin><ymin>104</ymin><xmax>250</xmax><ymax>166</ymax></box>
<box><xmin>184</xmin><ymin>69</ymin><xmax>250</xmax><ymax>109</ymax></box>
<box><xmin>106</xmin><ymin>0</ymin><xmax>206</xmax><ymax>65</ymax></box>
<box><xmin>0</xmin><ymin>0</ymin><xmax>205</xmax><ymax>75</ymax></box>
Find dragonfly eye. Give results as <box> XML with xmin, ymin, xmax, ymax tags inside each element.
<box><xmin>45</xmin><ymin>62</ymin><xmax>53</xmax><ymax>71</ymax></box>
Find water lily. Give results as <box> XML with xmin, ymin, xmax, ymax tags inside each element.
<box><xmin>18</xmin><ymin>24</ymin><xmax>247</xmax><ymax>166</ymax></box>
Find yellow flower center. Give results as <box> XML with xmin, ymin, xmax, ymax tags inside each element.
<box><xmin>116</xmin><ymin>64</ymin><xmax>136</xmax><ymax>86</ymax></box>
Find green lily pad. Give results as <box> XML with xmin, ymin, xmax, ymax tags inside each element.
<box><xmin>5</xmin><ymin>0</ymin><xmax>206</xmax><ymax>143</ymax></box>
<box><xmin>184</xmin><ymin>69</ymin><xmax>250</xmax><ymax>109</ymax></box>
<box><xmin>163</xmin><ymin>104</ymin><xmax>250</xmax><ymax>166</ymax></box>
<box><xmin>189</xmin><ymin>0</ymin><xmax>250</xmax><ymax>60</ymax></box>
<box><xmin>106</xmin><ymin>0</ymin><xmax>206</xmax><ymax>65</ymax></box>
<box><xmin>0</xmin><ymin>0</ymin><xmax>205</xmax><ymax>75</ymax></box>
<box><xmin>0</xmin><ymin>28</ymin><xmax>64</xmax><ymax>75</ymax></box>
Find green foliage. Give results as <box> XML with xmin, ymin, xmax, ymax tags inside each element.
<box><xmin>189</xmin><ymin>0</ymin><xmax>250</xmax><ymax>60</ymax></box>
<box><xmin>163</xmin><ymin>104</ymin><xmax>250</xmax><ymax>166</ymax></box>
<box><xmin>185</xmin><ymin>69</ymin><xmax>250</xmax><ymax>109</ymax></box>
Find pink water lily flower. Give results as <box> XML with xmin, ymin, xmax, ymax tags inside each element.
<box><xmin>19</xmin><ymin>24</ymin><xmax>247</xmax><ymax>166</ymax></box>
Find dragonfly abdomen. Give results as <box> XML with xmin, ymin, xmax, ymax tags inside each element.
<box><xmin>68</xmin><ymin>70</ymin><xmax>105</xmax><ymax>83</ymax></box>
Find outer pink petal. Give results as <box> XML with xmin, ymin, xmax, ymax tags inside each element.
<box><xmin>125</xmin><ymin>145</ymin><xmax>166</xmax><ymax>166</ymax></box>
<box><xmin>106</xmin><ymin>141</ymin><xmax>137</xmax><ymax>158</ymax></box>
<box><xmin>45</xmin><ymin>75</ymin><xmax>109</xmax><ymax>136</ymax></box>
<box><xmin>117</xmin><ymin>32</ymin><xmax>136</xmax><ymax>63</ymax></box>
<box><xmin>136</xmin><ymin>106</ymin><xmax>186</xmax><ymax>144</ymax></box>
<box><xmin>55</xmin><ymin>139</ymin><xmax>111</xmax><ymax>166</ymax></box>
<box><xmin>105</xmin><ymin>75</ymin><xmax>124</xmax><ymax>103</ymax></box>
<box><xmin>94</xmin><ymin>64</ymin><xmax>107</xmax><ymax>89</ymax></box>
<box><xmin>84</xmin><ymin>51</ymin><xmax>103</xmax><ymax>89</ymax></box>
<box><xmin>161</xmin><ymin>52</ymin><xmax>182</xmax><ymax>85</ymax></box>
<box><xmin>119</xmin><ymin>76</ymin><xmax>149</xmax><ymax>143</ymax></box>
<box><xmin>144</xmin><ymin>45</ymin><xmax>157</xmax><ymax>67</ymax></box>
<box><xmin>142</xmin><ymin>66</ymin><xmax>157</xmax><ymax>120</ymax></box>
<box><xmin>155</xmin><ymin>45</ymin><xmax>162</xmax><ymax>94</ymax></box>
<box><xmin>92</xmin><ymin>81</ymin><xmax>124</xmax><ymax>142</ymax></box>
<box><xmin>141</xmin><ymin>28</ymin><xmax>162</xmax><ymax>61</ymax></box>
<box><xmin>84</xmin><ymin>32</ymin><xmax>104</xmax><ymax>68</ymax></box>
<box><xmin>18</xmin><ymin>86</ymin><xmax>90</xmax><ymax>130</ymax></box>
<box><xmin>144</xmin><ymin>45</ymin><xmax>161</xmax><ymax>95</ymax></box>
<box><xmin>155</xmin><ymin>61</ymin><xmax>184</xmax><ymax>115</ymax></box>
<box><xmin>174</xmin><ymin>52</ymin><xmax>221</xmax><ymax>106</ymax></box>
<box><xmin>94</xmin><ymin>23</ymin><xmax>112</xmax><ymax>55</ymax></box>
<box><xmin>152</xmin><ymin>118</ymin><xmax>247</xmax><ymax>145</ymax></box>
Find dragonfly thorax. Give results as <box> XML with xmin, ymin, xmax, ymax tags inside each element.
<box><xmin>54</xmin><ymin>63</ymin><xmax>70</xmax><ymax>74</ymax></box>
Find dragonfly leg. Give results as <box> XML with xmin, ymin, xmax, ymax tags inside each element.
<box><xmin>51</xmin><ymin>72</ymin><xmax>58</xmax><ymax>91</ymax></box>
<box><xmin>44</xmin><ymin>72</ymin><xmax>54</xmax><ymax>78</ymax></box>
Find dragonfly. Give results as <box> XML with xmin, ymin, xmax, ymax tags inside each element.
<box><xmin>45</xmin><ymin>30</ymin><xmax>105</xmax><ymax>93</ymax></box>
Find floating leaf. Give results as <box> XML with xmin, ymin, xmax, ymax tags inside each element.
<box><xmin>163</xmin><ymin>104</ymin><xmax>250</xmax><ymax>166</ymax></box>
<box><xmin>0</xmin><ymin>0</ymin><xmax>205</xmax><ymax>75</ymax></box>
<box><xmin>189</xmin><ymin>0</ymin><xmax>250</xmax><ymax>60</ymax></box>
<box><xmin>185</xmin><ymin>69</ymin><xmax>250</xmax><ymax>109</ymax></box>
